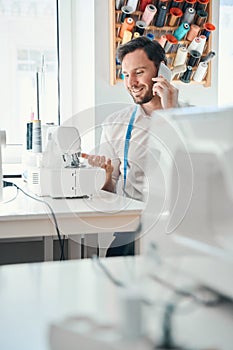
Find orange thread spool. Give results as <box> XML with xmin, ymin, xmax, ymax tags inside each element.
<box><xmin>168</xmin><ymin>7</ymin><xmax>183</xmax><ymax>26</ymax></box>
<box><xmin>186</xmin><ymin>23</ymin><xmax>200</xmax><ymax>41</ymax></box>
<box><xmin>119</xmin><ymin>17</ymin><xmax>135</xmax><ymax>39</ymax></box>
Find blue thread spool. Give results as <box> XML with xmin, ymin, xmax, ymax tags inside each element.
<box><xmin>202</xmin><ymin>22</ymin><xmax>215</xmax><ymax>41</ymax></box>
<box><xmin>174</xmin><ymin>22</ymin><xmax>190</xmax><ymax>40</ymax></box>
<box><xmin>154</xmin><ymin>5</ymin><xmax>167</xmax><ymax>27</ymax></box>
<box><xmin>146</xmin><ymin>32</ymin><xmax>155</xmax><ymax>40</ymax></box>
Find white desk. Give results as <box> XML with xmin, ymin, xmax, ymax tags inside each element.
<box><xmin>0</xmin><ymin>183</ymin><xmax>144</xmax><ymax>260</ymax></box>
<box><xmin>0</xmin><ymin>256</ymin><xmax>232</xmax><ymax>350</ymax></box>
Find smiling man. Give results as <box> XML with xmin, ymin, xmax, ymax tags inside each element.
<box><xmin>87</xmin><ymin>36</ymin><xmax>179</xmax><ymax>257</ymax></box>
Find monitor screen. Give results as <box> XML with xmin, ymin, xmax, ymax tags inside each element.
<box><xmin>141</xmin><ymin>105</ymin><xmax>233</xmax><ymax>259</ymax></box>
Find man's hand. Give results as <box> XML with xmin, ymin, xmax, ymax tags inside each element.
<box><xmin>152</xmin><ymin>76</ymin><xmax>179</xmax><ymax>109</ymax></box>
<box><xmin>81</xmin><ymin>153</ymin><xmax>114</xmax><ymax>192</ymax></box>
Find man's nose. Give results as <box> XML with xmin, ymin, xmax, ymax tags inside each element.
<box><xmin>128</xmin><ymin>74</ymin><xmax>138</xmax><ymax>88</ymax></box>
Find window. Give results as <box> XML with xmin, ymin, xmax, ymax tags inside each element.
<box><xmin>219</xmin><ymin>0</ymin><xmax>233</xmax><ymax>106</ymax></box>
<box><xmin>0</xmin><ymin>0</ymin><xmax>58</xmax><ymax>161</ymax></box>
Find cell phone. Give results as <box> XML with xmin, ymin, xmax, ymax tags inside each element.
<box><xmin>157</xmin><ymin>62</ymin><xmax>172</xmax><ymax>82</ymax></box>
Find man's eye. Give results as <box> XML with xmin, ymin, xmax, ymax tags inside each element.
<box><xmin>136</xmin><ymin>71</ymin><xmax>143</xmax><ymax>75</ymax></box>
<box><xmin>124</xmin><ymin>73</ymin><xmax>129</xmax><ymax>78</ymax></box>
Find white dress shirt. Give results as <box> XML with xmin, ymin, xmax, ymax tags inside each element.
<box><xmin>99</xmin><ymin>104</ymin><xmax>151</xmax><ymax>201</ymax></box>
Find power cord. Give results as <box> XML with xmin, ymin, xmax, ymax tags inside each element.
<box><xmin>3</xmin><ymin>180</ymin><xmax>65</xmax><ymax>260</ymax></box>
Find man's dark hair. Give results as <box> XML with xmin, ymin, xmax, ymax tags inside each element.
<box><xmin>117</xmin><ymin>36</ymin><xmax>167</xmax><ymax>69</ymax></box>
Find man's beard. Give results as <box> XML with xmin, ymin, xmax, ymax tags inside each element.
<box><xmin>130</xmin><ymin>85</ymin><xmax>154</xmax><ymax>105</ymax></box>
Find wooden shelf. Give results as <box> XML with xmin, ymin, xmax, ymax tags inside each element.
<box><xmin>110</xmin><ymin>0</ymin><xmax>213</xmax><ymax>87</ymax></box>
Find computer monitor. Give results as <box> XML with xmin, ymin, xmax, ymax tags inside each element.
<box><xmin>141</xmin><ymin>105</ymin><xmax>233</xmax><ymax>298</ymax></box>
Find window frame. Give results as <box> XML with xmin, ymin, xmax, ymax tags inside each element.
<box><xmin>2</xmin><ymin>0</ymin><xmax>73</xmax><ymax>166</ymax></box>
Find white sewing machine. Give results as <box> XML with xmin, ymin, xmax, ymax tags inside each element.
<box><xmin>23</xmin><ymin>126</ymin><xmax>106</xmax><ymax>198</ymax></box>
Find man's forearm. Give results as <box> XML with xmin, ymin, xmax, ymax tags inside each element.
<box><xmin>102</xmin><ymin>175</ymin><xmax>115</xmax><ymax>193</ymax></box>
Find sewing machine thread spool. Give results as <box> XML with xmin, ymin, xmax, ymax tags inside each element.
<box><xmin>193</xmin><ymin>61</ymin><xmax>208</xmax><ymax>82</ymax></box>
<box><xmin>180</xmin><ymin>65</ymin><xmax>193</xmax><ymax>83</ymax></box>
<box><xmin>164</xmin><ymin>34</ymin><xmax>178</xmax><ymax>53</ymax></box>
<box><xmin>195</xmin><ymin>0</ymin><xmax>209</xmax><ymax>12</ymax></box>
<box><xmin>187</xmin><ymin>49</ymin><xmax>201</xmax><ymax>66</ymax></box>
<box><xmin>119</xmin><ymin>17</ymin><xmax>135</xmax><ymax>38</ymax></box>
<box><xmin>122</xmin><ymin>29</ymin><xmax>132</xmax><ymax>44</ymax></box>
<box><xmin>154</xmin><ymin>5</ymin><xmax>167</xmax><ymax>27</ymax></box>
<box><xmin>168</xmin><ymin>7</ymin><xmax>183</xmax><ymax>26</ymax></box>
<box><xmin>135</xmin><ymin>20</ymin><xmax>147</xmax><ymax>35</ymax></box>
<box><xmin>183</xmin><ymin>6</ymin><xmax>196</xmax><ymax>24</ymax></box>
<box><xmin>115</xmin><ymin>0</ymin><xmax>125</xmax><ymax>10</ymax></box>
<box><xmin>32</xmin><ymin>119</ymin><xmax>42</xmax><ymax>153</ymax></box>
<box><xmin>126</xmin><ymin>0</ymin><xmax>139</xmax><ymax>12</ymax></box>
<box><xmin>139</xmin><ymin>0</ymin><xmax>153</xmax><ymax>12</ymax></box>
<box><xmin>187</xmin><ymin>23</ymin><xmax>200</xmax><ymax>41</ymax></box>
<box><xmin>120</xmin><ymin>5</ymin><xmax>134</xmax><ymax>23</ymax></box>
<box><xmin>195</xmin><ymin>9</ymin><xmax>208</xmax><ymax>27</ymax></box>
<box><xmin>142</xmin><ymin>4</ymin><xmax>157</xmax><ymax>26</ymax></box>
<box><xmin>157</xmin><ymin>34</ymin><xmax>167</xmax><ymax>48</ymax></box>
<box><xmin>174</xmin><ymin>22</ymin><xmax>190</xmax><ymax>40</ymax></box>
<box><xmin>173</xmin><ymin>46</ymin><xmax>188</xmax><ymax>66</ymax></box>
<box><xmin>182</xmin><ymin>0</ymin><xmax>197</xmax><ymax>12</ymax></box>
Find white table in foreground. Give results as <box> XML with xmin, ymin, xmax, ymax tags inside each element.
<box><xmin>0</xmin><ymin>184</ymin><xmax>144</xmax><ymax>259</ymax></box>
<box><xmin>0</xmin><ymin>255</ymin><xmax>232</xmax><ymax>350</ymax></box>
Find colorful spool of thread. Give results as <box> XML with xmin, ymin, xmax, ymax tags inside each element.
<box><xmin>182</xmin><ymin>0</ymin><xmax>197</xmax><ymax>12</ymax></box>
<box><xmin>188</xmin><ymin>36</ymin><xmax>201</xmax><ymax>51</ymax></box>
<box><xmin>202</xmin><ymin>22</ymin><xmax>216</xmax><ymax>40</ymax></box>
<box><xmin>32</xmin><ymin>119</ymin><xmax>42</xmax><ymax>153</ymax></box>
<box><xmin>155</xmin><ymin>5</ymin><xmax>167</xmax><ymax>27</ymax></box>
<box><xmin>173</xmin><ymin>46</ymin><xmax>188</xmax><ymax>66</ymax></box>
<box><xmin>195</xmin><ymin>0</ymin><xmax>209</xmax><ymax>11</ymax></box>
<box><xmin>186</xmin><ymin>23</ymin><xmax>200</xmax><ymax>41</ymax></box>
<box><xmin>196</xmin><ymin>35</ymin><xmax>207</xmax><ymax>55</ymax></box>
<box><xmin>157</xmin><ymin>34</ymin><xmax>167</xmax><ymax>47</ymax></box>
<box><xmin>195</xmin><ymin>9</ymin><xmax>208</xmax><ymax>27</ymax></box>
<box><xmin>142</xmin><ymin>4</ymin><xmax>157</xmax><ymax>26</ymax></box>
<box><xmin>122</xmin><ymin>29</ymin><xmax>133</xmax><ymax>44</ymax></box>
<box><xmin>157</xmin><ymin>0</ymin><xmax>169</xmax><ymax>8</ymax></box>
<box><xmin>187</xmin><ymin>49</ymin><xmax>201</xmax><ymax>66</ymax></box>
<box><xmin>174</xmin><ymin>22</ymin><xmax>190</xmax><ymax>40</ymax></box>
<box><xmin>169</xmin><ymin>7</ymin><xmax>183</xmax><ymax>26</ymax></box>
<box><xmin>164</xmin><ymin>34</ymin><xmax>178</xmax><ymax>53</ymax></box>
<box><xmin>119</xmin><ymin>17</ymin><xmax>135</xmax><ymax>39</ymax></box>
<box><xmin>183</xmin><ymin>6</ymin><xmax>196</xmax><ymax>24</ymax></box>
<box><xmin>200</xmin><ymin>51</ymin><xmax>215</xmax><ymax>63</ymax></box>
<box><xmin>146</xmin><ymin>32</ymin><xmax>155</xmax><ymax>40</ymax></box>
<box><xmin>126</xmin><ymin>0</ymin><xmax>139</xmax><ymax>12</ymax></box>
<box><xmin>193</xmin><ymin>61</ymin><xmax>208</xmax><ymax>82</ymax></box>
<box><xmin>115</xmin><ymin>0</ymin><xmax>125</xmax><ymax>10</ymax></box>
<box><xmin>139</xmin><ymin>0</ymin><xmax>153</xmax><ymax>12</ymax></box>
<box><xmin>133</xmin><ymin>31</ymin><xmax>140</xmax><ymax>38</ymax></box>
<box><xmin>180</xmin><ymin>65</ymin><xmax>193</xmax><ymax>83</ymax></box>
<box><xmin>135</xmin><ymin>20</ymin><xmax>147</xmax><ymax>35</ymax></box>
<box><xmin>120</xmin><ymin>6</ymin><xmax>134</xmax><ymax>23</ymax></box>
<box><xmin>171</xmin><ymin>0</ymin><xmax>184</xmax><ymax>8</ymax></box>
